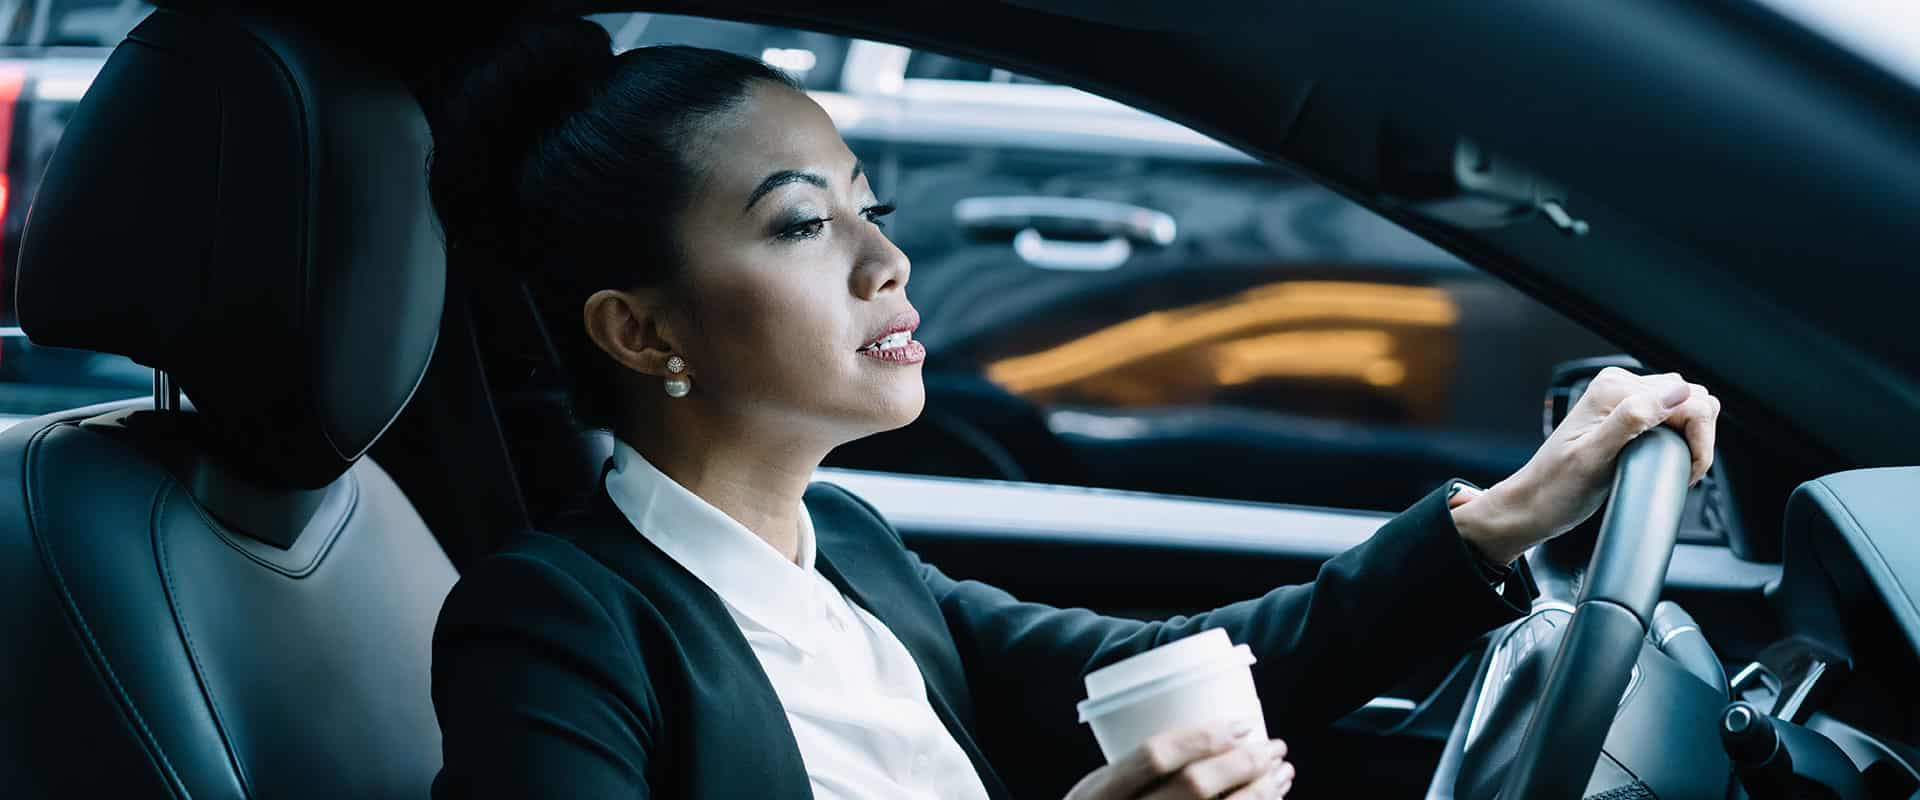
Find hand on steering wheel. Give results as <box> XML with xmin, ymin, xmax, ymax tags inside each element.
<box><xmin>1451</xmin><ymin>367</ymin><xmax>1721</xmax><ymax>565</ymax></box>
<box><xmin>1440</xmin><ymin>369</ymin><xmax>1717</xmax><ymax>800</ymax></box>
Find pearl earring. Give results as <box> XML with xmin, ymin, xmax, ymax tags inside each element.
<box><xmin>663</xmin><ymin>355</ymin><xmax>690</xmax><ymax>398</ymax></box>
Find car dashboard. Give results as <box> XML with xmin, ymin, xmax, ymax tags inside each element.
<box><xmin>1757</xmin><ymin>467</ymin><xmax>1920</xmax><ymax>796</ymax></box>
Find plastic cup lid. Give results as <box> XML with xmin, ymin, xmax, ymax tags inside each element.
<box><xmin>1083</xmin><ymin>628</ymin><xmax>1253</xmax><ymax>700</ymax></box>
<box><xmin>1076</xmin><ymin>643</ymin><xmax>1256</xmax><ymax>722</ymax></box>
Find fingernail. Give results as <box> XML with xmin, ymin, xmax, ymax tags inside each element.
<box><xmin>1661</xmin><ymin>382</ymin><xmax>1690</xmax><ymax>408</ymax></box>
<box><xmin>1230</xmin><ymin>719</ymin><xmax>1258</xmax><ymax>739</ymax></box>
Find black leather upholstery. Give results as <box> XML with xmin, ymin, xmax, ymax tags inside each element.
<box><xmin>0</xmin><ymin>9</ymin><xmax>454</xmax><ymax>797</ymax></box>
<box><xmin>15</xmin><ymin>9</ymin><xmax>445</xmax><ymax>491</ymax></box>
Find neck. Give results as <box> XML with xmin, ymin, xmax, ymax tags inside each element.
<box><xmin>617</xmin><ymin>412</ymin><xmax>834</xmax><ymax>565</ymax></box>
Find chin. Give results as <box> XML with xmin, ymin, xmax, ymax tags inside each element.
<box><xmin>871</xmin><ymin>378</ymin><xmax>927</xmax><ymax>434</ymax></box>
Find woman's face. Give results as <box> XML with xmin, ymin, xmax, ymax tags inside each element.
<box><xmin>664</xmin><ymin>81</ymin><xmax>923</xmax><ymax>443</ymax></box>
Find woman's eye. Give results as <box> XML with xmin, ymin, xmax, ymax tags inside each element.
<box><xmin>863</xmin><ymin>203</ymin><xmax>896</xmax><ymax>228</ymax></box>
<box><xmin>778</xmin><ymin>218</ymin><xmax>828</xmax><ymax>241</ymax></box>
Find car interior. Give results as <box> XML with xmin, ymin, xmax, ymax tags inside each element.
<box><xmin>0</xmin><ymin>10</ymin><xmax>456</xmax><ymax>796</ymax></box>
<box><xmin>0</xmin><ymin>1</ymin><xmax>1916</xmax><ymax>799</ymax></box>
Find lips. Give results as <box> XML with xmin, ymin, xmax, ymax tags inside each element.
<box><xmin>858</xmin><ymin>309</ymin><xmax>920</xmax><ymax>352</ymax></box>
<box><xmin>859</xmin><ymin>339</ymin><xmax>926</xmax><ymax>364</ymax></box>
<box><xmin>857</xmin><ymin>308</ymin><xmax>925</xmax><ymax>365</ymax></box>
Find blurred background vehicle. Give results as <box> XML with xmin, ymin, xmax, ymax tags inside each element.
<box><xmin>0</xmin><ymin>0</ymin><xmax>154</xmax><ymax>428</ymax></box>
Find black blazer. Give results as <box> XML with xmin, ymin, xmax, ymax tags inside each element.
<box><xmin>431</xmin><ymin>480</ymin><xmax>1533</xmax><ymax>799</ymax></box>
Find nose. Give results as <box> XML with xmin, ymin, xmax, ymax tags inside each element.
<box><xmin>850</xmin><ymin>223</ymin><xmax>910</xmax><ymax>300</ymax></box>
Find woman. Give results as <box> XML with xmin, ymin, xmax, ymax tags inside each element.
<box><xmin>425</xmin><ymin>19</ymin><xmax>1721</xmax><ymax>800</ymax></box>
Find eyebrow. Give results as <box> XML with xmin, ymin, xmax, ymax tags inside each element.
<box><xmin>741</xmin><ymin>161</ymin><xmax>867</xmax><ymax>214</ymax></box>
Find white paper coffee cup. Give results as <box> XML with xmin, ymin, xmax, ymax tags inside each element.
<box><xmin>1076</xmin><ymin>628</ymin><xmax>1265</xmax><ymax>763</ymax></box>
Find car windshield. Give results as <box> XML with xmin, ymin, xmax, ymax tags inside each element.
<box><xmin>1751</xmin><ymin>0</ymin><xmax>1920</xmax><ymax>88</ymax></box>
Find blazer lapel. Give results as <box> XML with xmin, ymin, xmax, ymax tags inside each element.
<box><xmin>574</xmin><ymin>473</ymin><xmax>1012</xmax><ymax>799</ymax></box>
<box><xmin>810</xmin><ymin>498</ymin><xmax>1013</xmax><ymax>800</ymax></box>
<box><xmin>565</xmin><ymin>490</ymin><xmax>817</xmax><ymax>799</ymax></box>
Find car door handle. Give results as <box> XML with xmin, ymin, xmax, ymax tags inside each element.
<box><xmin>1010</xmin><ymin>229</ymin><xmax>1132</xmax><ymax>271</ymax></box>
<box><xmin>953</xmin><ymin>196</ymin><xmax>1177</xmax><ymax>272</ymax></box>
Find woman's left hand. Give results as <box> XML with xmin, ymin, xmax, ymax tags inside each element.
<box><xmin>1450</xmin><ymin>367</ymin><xmax>1722</xmax><ymax>565</ymax></box>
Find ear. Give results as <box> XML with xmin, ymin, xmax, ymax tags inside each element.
<box><xmin>582</xmin><ymin>288</ymin><xmax>685</xmax><ymax>378</ymax></box>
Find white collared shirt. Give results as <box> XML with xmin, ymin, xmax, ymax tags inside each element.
<box><xmin>604</xmin><ymin>440</ymin><xmax>991</xmax><ymax>800</ymax></box>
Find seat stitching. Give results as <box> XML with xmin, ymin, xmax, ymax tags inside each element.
<box><xmin>154</xmin><ymin>480</ymin><xmax>256</xmax><ymax>798</ymax></box>
<box><xmin>180</xmin><ymin>470</ymin><xmax>360</xmax><ymax>578</ymax></box>
<box><xmin>23</xmin><ymin>422</ymin><xmax>190</xmax><ymax>799</ymax></box>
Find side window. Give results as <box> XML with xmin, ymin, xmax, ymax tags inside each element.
<box><xmin>0</xmin><ymin>1</ymin><xmax>155</xmax><ymax>432</ymax></box>
<box><xmin>615</xmin><ymin>15</ymin><xmax>1620</xmax><ymax>512</ymax></box>
<box><xmin>40</xmin><ymin>0</ymin><xmax>151</xmax><ymax>47</ymax></box>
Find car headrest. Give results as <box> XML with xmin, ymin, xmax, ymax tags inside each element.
<box><xmin>14</xmin><ymin>9</ymin><xmax>444</xmax><ymax>490</ymax></box>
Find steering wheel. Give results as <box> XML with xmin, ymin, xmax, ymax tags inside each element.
<box><xmin>1434</xmin><ymin>426</ymin><xmax>1696</xmax><ymax>799</ymax></box>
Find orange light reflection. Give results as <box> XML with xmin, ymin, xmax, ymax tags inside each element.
<box><xmin>1211</xmin><ymin>329</ymin><xmax>1403</xmax><ymax>387</ymax></box>
<box><xmin>986</xmin><ymin>281</ymin><xmax>1455</xmax><ymax>397</ymax></box>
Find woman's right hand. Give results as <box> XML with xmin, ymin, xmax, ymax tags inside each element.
<box><xmin>1064</xmin><ymin>720</ymin><xmax>1294</xmax><ymax>800</ymax></box>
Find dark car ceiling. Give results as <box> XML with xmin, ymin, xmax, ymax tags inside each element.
<box><xmin>323</xmin><ymin>0</ymin><xmax>1920</xmax><ymax>471</ymax></box>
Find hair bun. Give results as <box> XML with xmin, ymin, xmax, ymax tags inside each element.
<box><xmin>426</xmin><ymin>18</ymin><xmax>616</xmax><ymax>265</ymax></box>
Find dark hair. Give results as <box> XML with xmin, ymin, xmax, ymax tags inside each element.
<box><xmin>426</xmin><ymin>18</ymin><xmax>801</xmax><ymax>430</ymax></box>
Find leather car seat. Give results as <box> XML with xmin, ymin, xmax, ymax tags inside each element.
<box><xmin>0</xmin><ymin>8</ymin><xmax>454</xmax><ymax>797</ymax></box>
